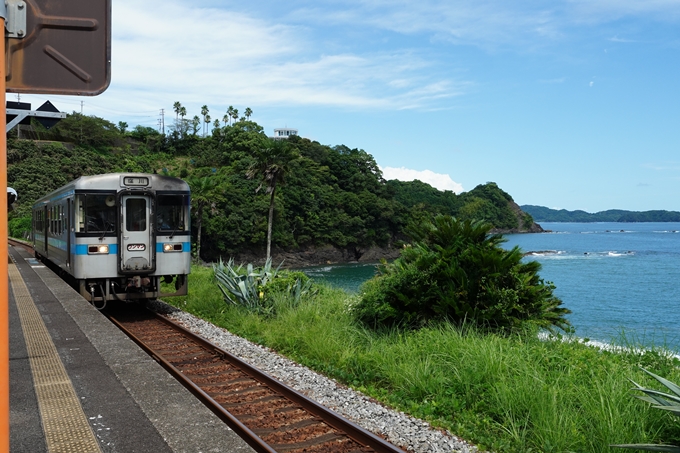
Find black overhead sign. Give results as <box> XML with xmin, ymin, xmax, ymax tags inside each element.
<box><xmin>6</xmin><ymin>101</ymin><xmax>31</xmax><ymax>125</ymax></box>
<box><xmin>5</xmin><ymin>0</ymin><xmax>111</xmax><ymax>95</ymax></box>
<box><xmin>5</xmin><ymin>100</ymin><xmax>66</xmax><ymax>132</ymax></box>
<box><xmin>36</xmin><ymin>100</ymin><xmax>61</xmax><ymax>129</ymax></box>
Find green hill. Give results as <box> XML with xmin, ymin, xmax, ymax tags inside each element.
<box><xmin>521</xmin><ymin>205</ymin><xmax>680</xmax><ymax>222</ymax></box>
<box><xmin>8</xmin><ymin>112</ymin><xmax>540</xmax><ymax>263</ymax></box>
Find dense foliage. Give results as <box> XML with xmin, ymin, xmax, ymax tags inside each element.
<box><xmin>355</xmin><ymin>216</ymin><xmax>571</xmax><ymax>332</ymax></box>
<box><xmin>522</xmin><ymin>204</ymin><xmax>680</xmax><ymax>222</ymax></box>
<box><xmin>166</xmin><ymin>265</ymin><xmax>680</xmax><ymax>453</ymax></box>
<box><xmin>8</xmin><ymin>110</ymin><xmax>536</xmax><ymax>260</ymax></box>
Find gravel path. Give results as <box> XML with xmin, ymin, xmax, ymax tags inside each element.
<box><xmin>148</xmin><ymin>300</ymin><xmax>480</xmax><ymax>453</ymax></box>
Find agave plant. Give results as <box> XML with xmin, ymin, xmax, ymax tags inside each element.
<box><xmin>612</xmin><ymin>368</ymin><xmax>680</xmax><ymax>452</ymax></box>
<box><xmin>213</xmin><ymin>258</ymin><xmax>281</xmax><ymax>312</ymax></box>
<box><xmin>287</xmin><ymin>277</ymin><xmax>317</xmax><ymax>304</ymax></box>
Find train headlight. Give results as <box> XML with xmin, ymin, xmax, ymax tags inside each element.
<box><xmin>88</xmin><ymin>245</ymin><xmax>110</xmax><ymax>254</ymax></box>
<box><xmin>163</xmin><ymin>243</ymin><xmax>183</xmax><ymax>252</ymax></box>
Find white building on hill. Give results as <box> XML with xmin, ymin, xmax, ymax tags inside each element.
<box><xmin>271</xmin><ymin>128</ymin><xmax>298</xmax><ymax>140</ymax></box>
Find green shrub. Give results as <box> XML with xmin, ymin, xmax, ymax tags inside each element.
<box><xmin>9</xmin><ymin>215</ymin><xmax>32</xmax><ymax>239</ymax></box>
<box><xmin>354</xmin><ymin>216</ymin><xmax>571</xmax><ymax>332</ymax></box>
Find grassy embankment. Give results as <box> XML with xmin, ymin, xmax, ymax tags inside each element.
<box><xmin>164</xmin><ymin>265</ymin><xmax>680</xmax><ymax>452</ymax></box>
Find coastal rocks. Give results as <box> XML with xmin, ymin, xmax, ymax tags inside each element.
<box><xmin>230</xmin><ymin>244</ymin><xmax>402</xmax><ymax>268</ymax></box>
<box><xmin>488</xmin><ymin>201</ymin><xmax>544</xmax><ymax>234</ymax></box>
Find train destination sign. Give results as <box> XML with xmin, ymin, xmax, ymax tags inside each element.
<box><xmin>5</xmin><ymin>0</ymin><xmax>111</xmax><ymax>95</ymax></box>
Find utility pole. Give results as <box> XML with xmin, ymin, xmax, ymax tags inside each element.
<box><xmin>1</xmin><ymin>9</ymin><xmax>10</xmax><ymax>450</ymax></box>
<box><xmin>16</xmin><ymin>94</ymin><xmax>20</xmax><ymax>139</ymax></box>
<box><xmin>160</xmin><ymin>109</ymin><xmax>165</xmax><ymax>135</ymax></box>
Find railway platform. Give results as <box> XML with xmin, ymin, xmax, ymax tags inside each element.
<box><xmin>8</xmin><ymin>243</ymin><xmax>256</xmax><ymax>453</ymax></box>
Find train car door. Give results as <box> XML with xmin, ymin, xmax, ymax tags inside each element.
<box><xmin>120</xmin><ymin>195</ymin><xmax>154</xmax><ymax>272</ymax></box>
<box><xmin>43</xmin><ymin>206</ymin><xmax>48</xmax><ymax>254</ymax></box>
<box><xmin>66</xmin><ymin>199</ymin><xmax>72</xmax><ymax>269</ymax></box>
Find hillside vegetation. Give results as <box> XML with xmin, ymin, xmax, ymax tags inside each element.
<box><xmin>522</xmin><ymin>204</ymin><xmax>680</xmax><ymax>222</ymax></box>
<box><xmin>8</xmin><ymin>111</ymin><xmax>538</xmax><ymax>263</ymax></box>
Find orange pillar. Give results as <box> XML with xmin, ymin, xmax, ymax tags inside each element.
<box><xmin>0</xmin><ymin>16</ymin><xmax>9</xmax><ymax>453</ymax></box>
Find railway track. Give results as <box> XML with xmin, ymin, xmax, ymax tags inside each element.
<box><xmin>8</xmin><ymin>238</ymin><xmax>33</xmax><ymax>253</ymax></box>
<box><xmin>107</xmin><ymin>306</ymin><xmax>407</xmax><ymax>453</ymax></box>
<box><xmin>10</xmin><ymin>238</ymin><xmax>408</xmax><ymax>452</ymax></box>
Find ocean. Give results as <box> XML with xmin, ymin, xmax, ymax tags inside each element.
<box><xmin>302</xmin><ymin>222</ymin><xmax>680</xmax><ymax>352</ymax></box>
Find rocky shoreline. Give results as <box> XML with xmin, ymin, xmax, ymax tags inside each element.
<box><xmin>230</xmin><ymin>244</ymin><xmax>403</xmax><ymax>268</ymax></box>
<box><xmin>227</xmin><ymin>228</ymin><xmax>545</xmax><ymax>268</ymax></box>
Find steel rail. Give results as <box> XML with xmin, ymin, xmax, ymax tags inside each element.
<box><xmin>109</xmin><ymin>310</ymin><xmax>406</xmax><ymax>453</ymax></box>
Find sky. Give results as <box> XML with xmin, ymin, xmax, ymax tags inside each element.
<box><xmin>9</xmin><ymin>0</ymin><xmax>680</xmax><ymax>212</ymax></box>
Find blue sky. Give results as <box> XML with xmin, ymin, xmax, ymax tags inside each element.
<box><xmin>10</xmin><ymin>0</ymin><xmax>680</xmax><ymax>212</ymax></box>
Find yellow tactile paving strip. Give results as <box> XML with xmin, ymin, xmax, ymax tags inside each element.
<box><xmin>9</xmin><ymin>262</ymin><xmax>102</xmax><ymax>453</ymax></box>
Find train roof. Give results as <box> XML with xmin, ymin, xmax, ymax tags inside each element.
<box><xmin>33</xmin><ymin>173</ymin><xmax>190</xmax><ymax>206</ymax></box>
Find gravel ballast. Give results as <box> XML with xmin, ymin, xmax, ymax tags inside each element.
<box><xmin>148</xmin><ymin>300</ymin><xmax>479</xmax><ymax>453</ymax></box>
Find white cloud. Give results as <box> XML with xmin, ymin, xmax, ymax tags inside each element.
<box><xmin>70</xmin><ymin>0</ymin><xmax>465</xmax><ymax>123</ymax></box>
<box><xmin>381</xmin><ymin>166</ymin><xmax>464</xmax><ymax>193</ymax></box>
<box><xmin>291</xmin><ymin>0</ymin><xmax>680</xmax><ymax>50</ymax></box>
<box><xmin>566</xmin><ymin>0</ymin><xmax>680</xmax><ymax>22</ymax></box>
<box><xmin>292</xmin><ymin>1</ymin><xmax>563</xmax><ymax>47</ymax></box>
<box><xmin>644</xmin><ymin>162</ymin><xmax>680</xmax><ymax>171</ymax></box>
<box><xmin>539</xmin><ymin>77</ymin><xmax>567</xmax><ymax>84</ymax></box>
<box><xmin>608</xmin><ymin>35</ymin><xmax>637</xmax><ymax>43</ymax></box>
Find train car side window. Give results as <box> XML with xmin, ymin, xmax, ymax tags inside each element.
<box><xmin>126</xmin><ymin>198</ymin><xmax>147</xmax><ymax>232</ymax></box>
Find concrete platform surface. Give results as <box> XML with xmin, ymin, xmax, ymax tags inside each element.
<box><xmin>9</xmin><ymin>244</ymin><xmax>255</xmax><ymax>453</ymax></box>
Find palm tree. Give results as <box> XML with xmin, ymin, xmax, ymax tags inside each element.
<box><xmin>173</xmin><ymin>101</ymin><xmax>182</xmax><ymax>126</ymax></box>
<box><xmin>231</xmin><ymin>108</ymin><xmax>239</xmax><ymax>124</ymax></box>
<box><xmin>244</xmin><ymin>107</ymin><xmax>253</xmax><ymax>121</ymax></box>
<box><xmin>246</xmin><ymin>139</ymin><xmax>298</xmax><ymax>260</ymax></box>
<box><xmin>184</xmin><ymin>175</ymin><xmax>226</xmax><ymax>261</ymax></box>
<box><xmin>179</xmin><ymin>106</ymin><xmax>187</xmax><ymax>137</ymax></box>
<box><xmin>191</xmin><ymin>115</ymin><xmax>200</xmax><ymax>136</ymax></box>
<box><xmin>222</xmin><ymin>113</ymin><xmax>230</xmax><ymax>127</ymax></box>
<box><xmin>205</xmin><ymin>114</ymin><xmax>211</xmax><ymax>136</ymax></box>
<box><xmin>200</xmin><ymin>105</ymin><xmax>209</xmax><ymax>137</ymax></box>
<box><xmin>213</xmin><ymin>118</ymin><xmax>220</xmax><ymax>130</ymax></box>
<box><xmin>226</xmin><ymin>106</ymin><xmax>235</xmax><ymax>125</ymax></box>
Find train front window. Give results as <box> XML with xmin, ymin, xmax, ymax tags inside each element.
<box><xmin>126</xmin><ymin>198</ymin><xmax>147</xmax><ymax>232</ymax></box>
<box><xmin>156</xmin><ymin>194</ymin><xmax>188</xmax><ymax>232</ymax></box>
<box><xmin>83</xmin><ymin>195</ymin><xmax>117</xmax><ymax>234</ymax></box>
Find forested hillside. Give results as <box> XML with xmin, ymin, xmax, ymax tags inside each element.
<box><xmin>521</xmin><ymin>205</ymin><xmax>680</xmax><ymax>222</ymax></box>
<box><xmin>8</xmin><ymin>112</ymin><xmax>539</xmax><ymax>264</ymax></box>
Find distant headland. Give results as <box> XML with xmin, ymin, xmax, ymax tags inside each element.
<box><xmin>521</xmin><ymin>205</ymin><xmax>680</xmax><ymax>223</ymax></box>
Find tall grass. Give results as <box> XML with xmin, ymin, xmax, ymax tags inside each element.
<box><xmin>164</xmin><ymin>265</ymin><xmax>680</xmax><ymax>452</ymax></box>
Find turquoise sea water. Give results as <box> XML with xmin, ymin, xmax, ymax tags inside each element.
<box><xmin>302</xmin><ymin>222</ymin><xmax>680</xmax><ymax>352</ymax></box>
<box><xmin>300</xmin><ymin>263</ymin><xmax>380</xmax><ymax>293</ymax></box>
<box><xmin>504</xmin><ymin>222</ymin><xmax>680</xmax><ymax>352</ymax></box>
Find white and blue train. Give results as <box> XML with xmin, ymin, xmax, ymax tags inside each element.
<box><xmin>32</xmin><ymin>173</ymin><xmax>191</xmax><ymax>306</ymax></box>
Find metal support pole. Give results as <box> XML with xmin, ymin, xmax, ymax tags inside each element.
<box><xmin>1</xmin><ymin>11</ymin><xmax>11</xmax><ymax>453</ymax></box>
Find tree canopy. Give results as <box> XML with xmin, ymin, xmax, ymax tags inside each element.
<box><xmin>8</xmin><ymin>111</ymin><xmax>538</xmax><ymax>261</ymax></box>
